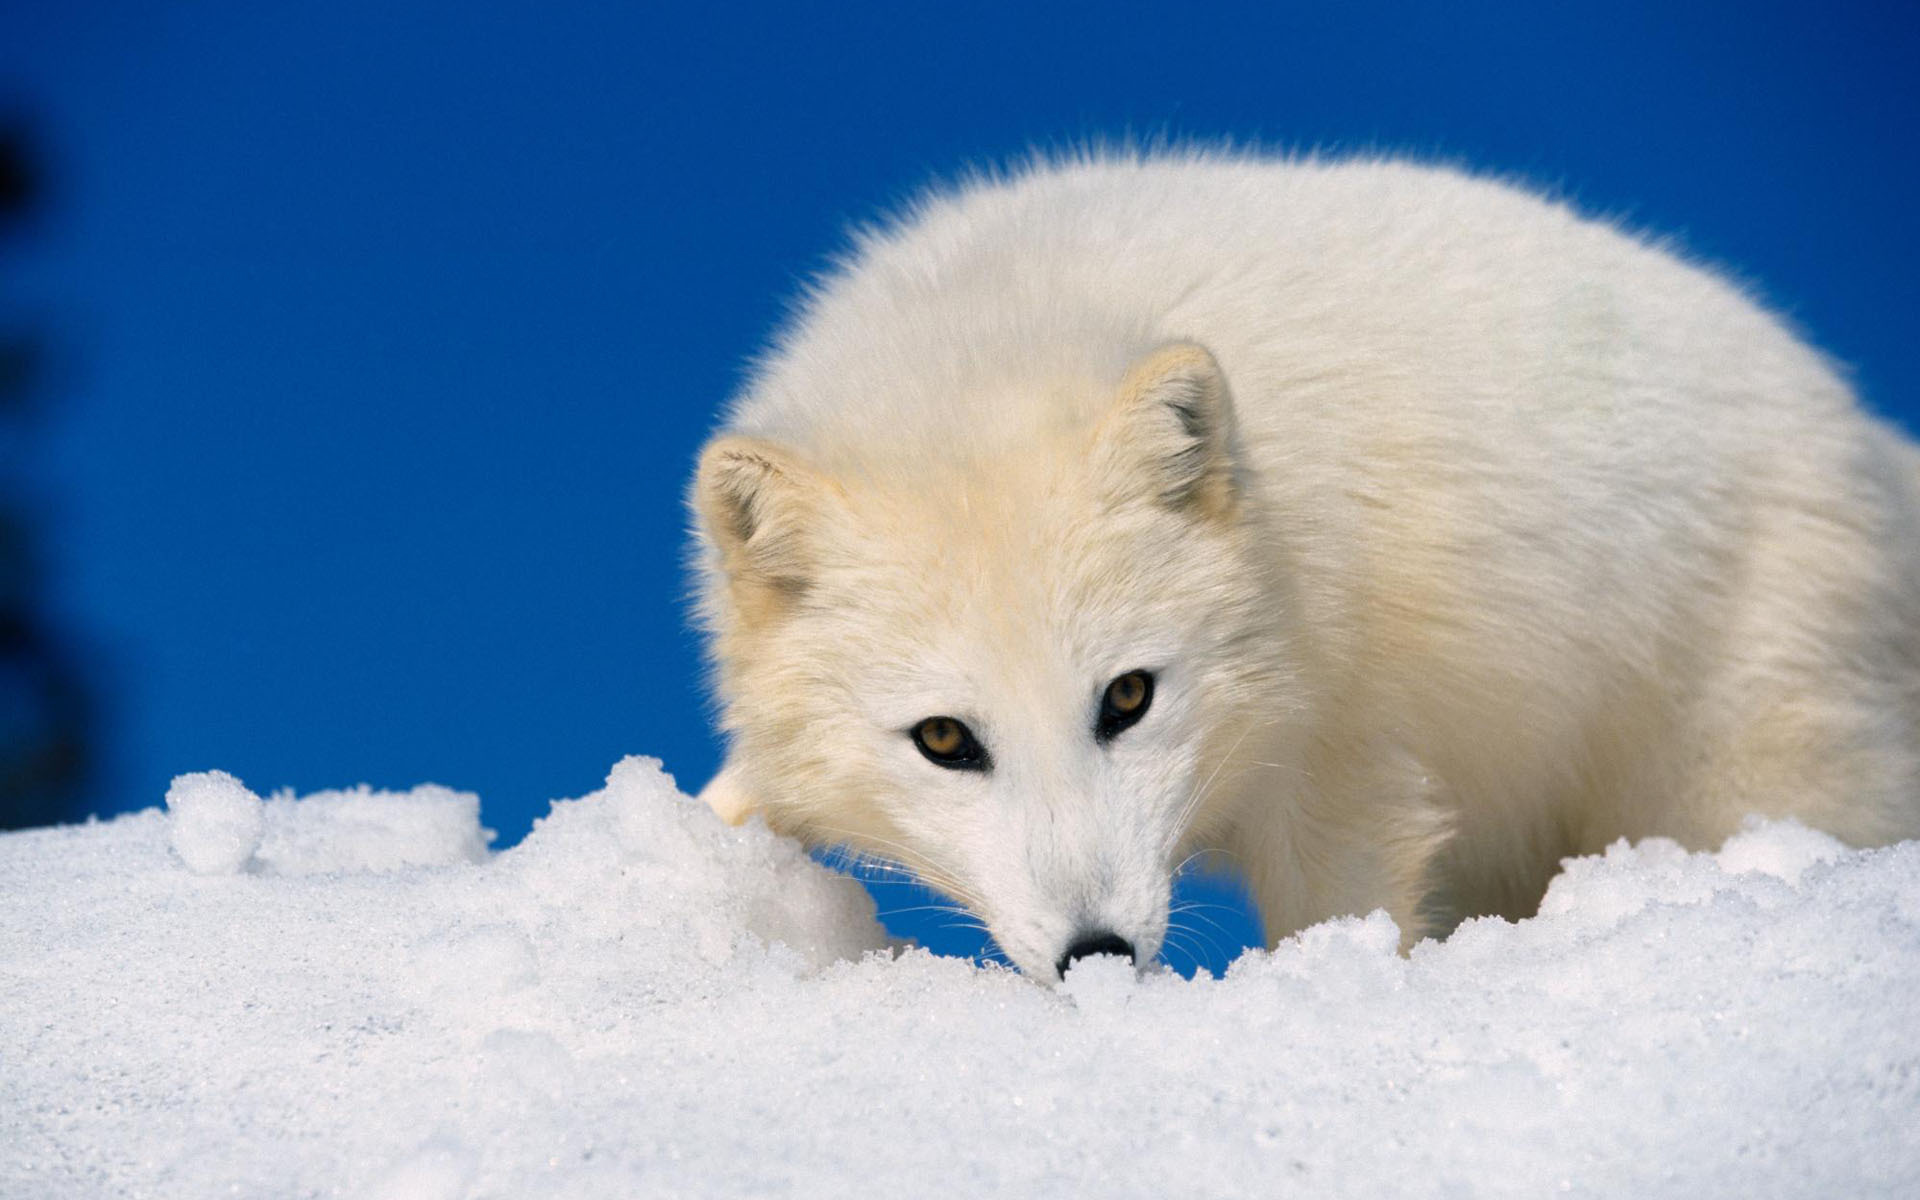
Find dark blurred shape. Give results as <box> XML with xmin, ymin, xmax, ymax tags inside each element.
<box><xmin>0</xmin><ymin>124</ymin><xmax>32</xmax><ymax>215</ymax></box>
<box><xmin>1</xmin><ymin>117</ymin><xmax>97</xmax><ymax>829</ymax></box>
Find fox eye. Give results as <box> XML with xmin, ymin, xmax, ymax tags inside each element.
<box><xmin>1096</xmin><ymin>670</ymin><xmax>1155</xmax><ymax>741</ymax></box>
<box><xmin>911</xmin><ymin>716</ymin><xmax>989</xmax><ymax>770</ymax></box>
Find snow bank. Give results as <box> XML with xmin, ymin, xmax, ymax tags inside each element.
<box><xmin>4</xmin><ymin>757</ymin><xmax>1917</xmax><ymax>1198</ymax></box>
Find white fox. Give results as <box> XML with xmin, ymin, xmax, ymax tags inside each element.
<box><xmin>690</xmin><ymin>153</ymin><xmax>1920</xmax><ymax>981</ymax></box>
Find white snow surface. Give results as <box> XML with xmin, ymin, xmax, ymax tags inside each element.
<box><xmin>4</xmin><ymin>757</ymin><xmax>1918</xmax><ymax>1198</ymax></box>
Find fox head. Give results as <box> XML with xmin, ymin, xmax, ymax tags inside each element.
<box><xmin>691</xmin><ymin>343</ymin><xmax>1296</xmax><ymax>981</ymax></box>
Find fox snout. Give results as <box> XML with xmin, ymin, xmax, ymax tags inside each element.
<box><xmin>985</xmin><ymin>860</ymin><xmax>1174</xmax><ymax>983</ymax></box>
<box><xmin>1054</xmin><ymin>930</ymin><xmax>1137</xmax><ymax>979</ymax></box>
<box><xmin>997</xmin><ymin>911</ymin><xmax>1157</xmax><ymax>984</ymax></box>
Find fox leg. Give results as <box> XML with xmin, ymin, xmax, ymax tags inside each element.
<box><xmin>698</xmin><ymin>758</ymin><xmax>760</xmax><ymax>825</ymax></box>
<box><xmin>1229</xmin><ymin>741</ymin><xmax>1455</xmax><ymax>952</ymax></box>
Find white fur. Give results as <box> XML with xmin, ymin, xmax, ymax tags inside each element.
<box><xmin>690</xmin><ymin>152</ymin><xmax>1920</xmax><ymax>981</ymax></box>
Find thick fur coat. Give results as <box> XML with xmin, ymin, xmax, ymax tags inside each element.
<box><xmin>690</xmin><ymin>153</ymin><xmax>1920</xmax><ymax>980</ymax></box>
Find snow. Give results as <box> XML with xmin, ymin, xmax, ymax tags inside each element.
<box><xmin>5</xmin><ymin>756</ymin><xmax>1918</xmax><ymax>1198</ymax></box>
<box><xmin>163</xmin><ymin>769</ymin><xmax>263</xmax><ymax>874</ymax></box>
<box><xmin>165</xmin><ymin>771</ymin><xmax>494</xmax><ymax>877</ymax></box>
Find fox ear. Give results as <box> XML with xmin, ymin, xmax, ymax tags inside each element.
<box><xmin>1095</xmin><ymin>342</ymin><xmax>1239</xmax><ymax>517</ymax></box>
<box><xmin>694</xmin><ymin>434</ymin><xmax>825</xmax><ymax>611</ymax></box>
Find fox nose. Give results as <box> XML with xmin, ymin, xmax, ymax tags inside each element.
<box><xmin>1055</xmin><ymin>931</ymin><xmax>1136</xmax><ymax>978</ymax></box>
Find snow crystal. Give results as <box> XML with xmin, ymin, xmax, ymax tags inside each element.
<box><xmin>5</xmin><ymin>755</ymin><xmax>1918</xmax><ymax>1198</ymax></box>
<box><xmin>1714</xmin><ymin>814</ymin><xmax>1847</xmax><ymax>883</ymax></box>
<box><xmin>164</xmin><ymin>768</ymin><xmax>263</xmax><ymax>874</ymax></box>
<box><xmin>255</xmin><ymin>781</ymin><xmax>495</xmax><ymax>874</ymax></box>
<box><xmin>1059</xmin><ymin>947</ymin><xmax>1140</xmax><ymax>1019</ymax></box>
<box><xmin>365</xmin><ymin>1137</ymin><xmax>480</xmax><ymax>1200</ymax></box>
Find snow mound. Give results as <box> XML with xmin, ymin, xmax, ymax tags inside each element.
<box><xmin>165</xmin><ymin>768</ymin><xmax>496</xmax><ymax>876</ymax></box>
<box><xmin>254</xmin><ymin>780</ymin><xmax>495</xmax><ymax>875</ymax></box>
<box><xmin>164</xmin><ymin>769</ymin><xmax>264</xmax><ymax>874</ymax></box>
<box><xmin>5</xmin><ymin>758</ymin><xmax>1917</xmax><ymax>1198</ymax></box>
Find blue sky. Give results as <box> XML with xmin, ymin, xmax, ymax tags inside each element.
<box><xmin>5</xmin><ymin>1</ymin><xmax>1915</xmax><ymax>969</ymax></box>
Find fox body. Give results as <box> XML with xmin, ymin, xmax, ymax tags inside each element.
<box><xmin>691</xmin><ymin>154</ymin><xmax>1920</xmax><ymax>981</ymax></box>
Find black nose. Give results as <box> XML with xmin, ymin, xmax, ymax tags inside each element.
<box><xmin>1055</xmin><ymin>931</ymin><xmax>1136</xmax><ymax>978</ymax></box>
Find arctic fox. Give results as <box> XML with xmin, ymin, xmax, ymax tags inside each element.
<box><xmin>690</xmin><ymin>153</ymin><xmax>1920</xmax><ymax>982</ymax></box>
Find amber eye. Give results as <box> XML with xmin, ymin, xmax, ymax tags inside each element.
<box><xmin>1096</xmin><ymin>670</ymin><xmax>1155</xmax><ymax>741</ymax></box>
<box><xmin>911</xmin><ymin>716</ymin><xmax>989</xmax><ymax>770</ymax></box>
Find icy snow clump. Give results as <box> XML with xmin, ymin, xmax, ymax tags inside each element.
<box><xmin>164</xmin><ymin>769</ymin><xmax>264</xmax><ymax>874</ymax></box>
<box><xmin>5</xmin><ymin>757</ymin><xmax>1918</xmax><ymax>1198</ymax></box>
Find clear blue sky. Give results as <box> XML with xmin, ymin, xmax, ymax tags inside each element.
<box><xmin>6</xmin><ymin>1</ymin><xmax>1916</xmax><ymax>969</ymax></box>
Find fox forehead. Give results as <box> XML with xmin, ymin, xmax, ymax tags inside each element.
<box><xmin>798</xmin><ymin>472</ymin><xmax>1184</xmax><ymax>725</ymax></box>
